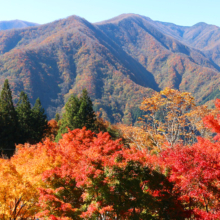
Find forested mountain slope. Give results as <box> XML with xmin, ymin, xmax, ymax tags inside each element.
<box><xmin>144</xmin><ymin>16</ymin><xmax>220</xmax><ymax>66</ymax></box>
<box><xmin>0</xmin><ymin>16</ymin><xmax>154</xmax><ymax>122</ymax></box>
<box><xmin>97</xmin><ymin>14</ymin><xmax>220</xmax><ymax>103</ymax></box>
<box><xmin>0</xmin><ymin>14</ymin><xmax>220</xmax><ymax>122</ymax></box>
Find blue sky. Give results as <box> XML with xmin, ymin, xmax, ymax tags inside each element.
<box><xmin>0</xmin><ymin>0</ymin><xmax>219</xmax><ymax>27</ymax></box>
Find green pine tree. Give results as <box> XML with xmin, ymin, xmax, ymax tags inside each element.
<box><xmin>32</xmin><ymin>98</ymin><xmax>48</xmax><ymax>143</ymax></box>
<box><xmin>55</xmin><ymin>89</ymin><xmax>97</xmax><ymax>141</ymax></box>
<box><xmin>78</xmin><ymin>89</ymin><xmax>97</xmax><ymax>131</ymax></box>
<box><xmin>16</xmin><ymin>91</ymin><xmax>34</xmax><ymax>144</ymax></box>
<box><xmin>0</xmin><ymin>79</ymin><xmax>17</xmax><ymax>156</ymax></box>
<box><xmin>55</xmin><ymin>95</ymin><xmax>81</xmax><ymax>141</ymax></box>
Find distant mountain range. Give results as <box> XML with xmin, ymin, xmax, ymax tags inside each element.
<box><xmin>0</xmin><ymin>14</ymin><xmax>220</xmax><ymax>122</ymax></box>
<box><xmin>0</xmin><ymin>20</ymin><xmax>38</xmax><ymax>30</ymax></box>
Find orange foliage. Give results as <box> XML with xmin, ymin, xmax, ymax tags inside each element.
<box><xmin>44</xmin><ymin>119</ymin><xmax>59</xmax><ymax>141</ymax></box>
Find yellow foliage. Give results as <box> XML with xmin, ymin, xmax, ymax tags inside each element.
<box><xmin>119</xmin><ymin>88</ymin><xmax>216</xmax><ymax>153</ymax></box>
<box><xmin>0</xmin><ymin>159</ymin><xmax>37</xmax><ymax>219</ymax></box>
<box><xmin>0</xmin><ymin>139</ymin><xmax>65</xmax><ymax>219</ymax></box>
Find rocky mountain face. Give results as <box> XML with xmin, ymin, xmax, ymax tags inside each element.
<box><xmin>0</xmin><ymin>14</ymin><xmax>219</xmax><ymax>122</ymax></box>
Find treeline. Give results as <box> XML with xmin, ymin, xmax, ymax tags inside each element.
<box><xmin>0</xmin><ymin>79</ymin><xmax>48</xmax><ymax>155</ymax></box>
<box><xmin>0</xmin><ymin>80</ymin><xmax>119</xmax><ymax>156</ymax></box>
<box><xmin>55</xmin><ymin>88</ymin><xmax>120</xmax><ymax>141</ymax></box>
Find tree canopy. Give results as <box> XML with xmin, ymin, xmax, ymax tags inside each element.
<box><xmin>0</xmin><ymin>79</ymin><xmax>17</xmax><ymax>155</ymax></box>
<box><xmin>0</xmin><ymin>80</ymin><xmax>48</xmax><ymax>156</ymax></box>
<box><xmin>0</xmin><ymin>86</ymin><xmax>220</xmax><ymax>219</ymax></box>
<box><xmin>56</xmin><ymin>89</ymin><xmax>97</xmax><ymax>141</ymax></box>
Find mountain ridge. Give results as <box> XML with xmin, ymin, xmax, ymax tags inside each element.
<box><xmin>0</xmin><ymin>14</ymin><xmax>220</xmax><ymax>122</ymax></box>
<box><xmin>0</xmin><ymin>20</ymin><xmax>38</xmax><ymax>31</ymax></box>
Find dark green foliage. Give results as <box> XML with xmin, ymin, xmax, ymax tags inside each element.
<box><xmin>88</xmin><ymin>161</ymin><xmax>186</xmax><ymax>219</ymax></box>
<box><xmin>31</xmin><ymin>98</ymin><xmax>48</xmax><ymax>143</ymax></box>
<box><xmin>16</xmin><ymin>92</ymin><xmax>48</xmax><ymax>144</ymax></box>
<box><xmin>77</xmin><ymin>89</ymin><xmax>97</xmax><ymax>131</ymax></box>
<box><xmin>0</xmin><ymin>80</ymin><xmax>48</xmax><ymax>155</ymax></box>
<box><xmin>0</xmin><ymin>79</ymin><xmax>17</xmax><ymax>155</ymax></box>
<box><xmin>55</xmin><ymin>95</ymin><xmax>81</xmax><ymax>141</ymax></box>
<box><xmin>16</xmin><ymin>91</ymin><xmax>34</xmax><ymax>144</ymax></box>
<box><xmin>56</xmin><ymin>89</ymin><xmax>97</xmax><ymax>141</ymax></box>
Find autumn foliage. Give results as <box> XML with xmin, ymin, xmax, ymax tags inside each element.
<box><xmin>161</xmin><ymin>138</ymin><xmax>220</xmax><ymax>219</ymax></box>
<box><xmin>158</xmin><ymin>98</ymin><xmax>220</xmax><ymax>219</ymax></box>
<box><xmin>0</xmin><ymin>128</ymin><xmax>184</xmax><ymax>219</ymax></box>
<box><xmin>119</xmin><ymin>88</ymin><xmax>217</xmax><ymax>153</ymax></box>
<box><xmin>0</xmin><ymin>91</ymin><xmax>220</xmax><ymax>219</ymax></box>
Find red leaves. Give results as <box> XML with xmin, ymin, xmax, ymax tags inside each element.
<box><xmin>6</xmin><ymin>96</ymin><xmax>220</xmax><ymax>219</ymax></box>
<box><xmin>162</xmin><ymin>131</ymin><xmax>220</xmax><ymax>217</ymax></box>
<box><xmin>203</xmin><ymin>114</ymin><xmax>220</xmax><ymax>133</ymax></box>
<box><xmin>215</xmin><ymin>99</ymin><xmax>220</xmax><ymax>110</ymax></box>
<box><xmin>203</xmin><ymin>99</ymin><xmax>220</xmax><ymax>134</ymax></box>
<box><xmin>33</xmin><ymin>126</ymin><xmax>184</xmax><ymax>219</ymax></box>
<box><xmin>36</xmin><ymin>128</ymin><xmax>126</xmax><ymax>218</ymax></box>
<box><xmin>80</xmin><ymin>204</ymin><xmax>98</xmax><ymax>219</ymax></box>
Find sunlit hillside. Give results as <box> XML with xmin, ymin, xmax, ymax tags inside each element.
<box><xmin>0</xmin><ymin>14</ymin><xmax>220</xmax><ymax>122</ymax></box>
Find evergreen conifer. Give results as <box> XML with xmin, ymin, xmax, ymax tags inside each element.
<box><xmin>55</xmin><ymin>89</ymin><xmax>97</xmax><ymax>141</ymax></box>
<box><xmin>16</xmin><ymin>91</ymin><xmax>34</xmax><ymax>144</ymax></box>
<box><xmin>78</xmin><ymin>89</ymin><xmax>97</xmax><ymax>131</ymax></box>
<box><xmin>0</xmin><ymin>79</ymin><xmax>17</xmax><ymax>155</ymax></box>
<box><xmin>32</xmin><ymin>98</ymin><xmax>48</xmax><ymax>143</ymax></box>
<box><xmin>16</xmin><ymin>92</ymin><xmax>48</xmax><ymax>144</ymax></box>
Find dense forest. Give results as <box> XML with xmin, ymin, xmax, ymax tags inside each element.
<box><xmin>1</xmin><ymin>14</ymin><xmax>220</xmax><ymax>123</ymax></box>
<box><xmin>0</xmin><ymin>80</ymin><xmax>220</xmax><ymax>219</ymax></box>
<box><xmin>0</xmin><ymin>79</ymin><xmax>48</xmax><ymax>156</ymax></box>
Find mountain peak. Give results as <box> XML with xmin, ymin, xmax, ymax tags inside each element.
<box><xmin>95</xmin><ymin>13</ymin><xmax>145</xmax><ymax>25</ymax></box>
<box><xmin>192</xmin><ymin>22</ymin><xmax>220</xmax><ymax>31</ymax></box>
<box><xmin>65</xmin><ymin>15</ymin><xmax>86</xmax><ymax>22</ymax></box>
<box><xmin>193</xmin><ymin>22</ymin><xmax>209</xmax><ymax>27</ymax></box>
